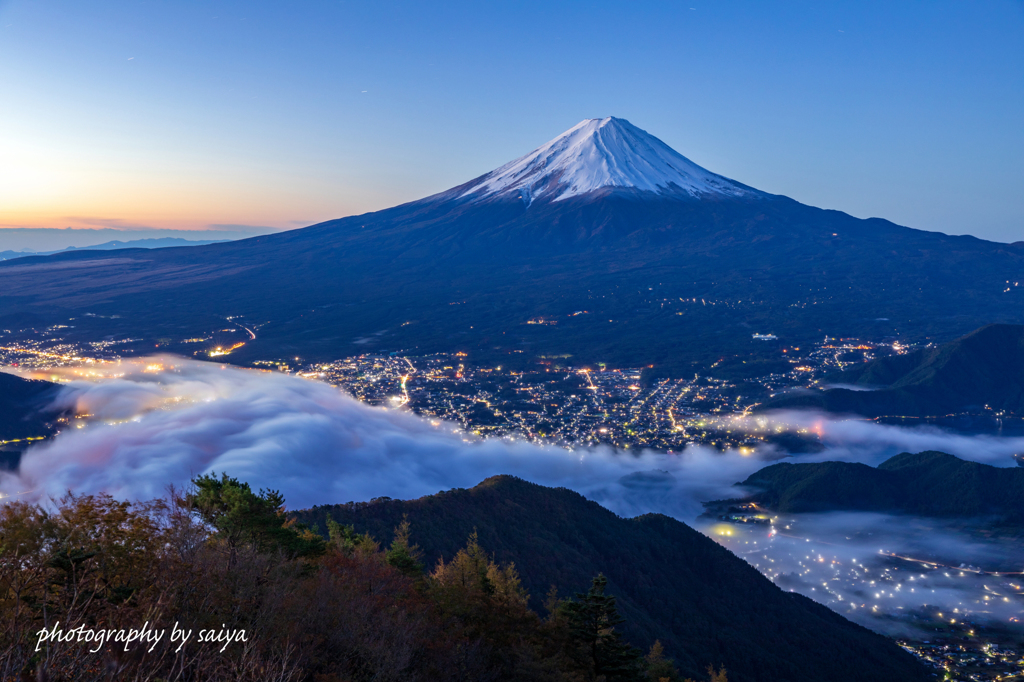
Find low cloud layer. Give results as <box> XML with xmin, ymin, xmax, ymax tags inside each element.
<box><xmin>739</xmin><ymin>409</ymin><xmax>1024</xmax><ymax>467</ymax></box>
<box><xmin>3</xmin><ymin>358</ymin><xmax>750</xmax><ymax>517</ymax></box>
<box><xmin>3</xmin><ymin>358</ymin><xmax>1021</xmax><ymax>515</ymax></box>
<box><xmin>707</xmin><ymin>511</ymin><xmax>1024</xmax><ymax>635</ymax></box>
<box><xmin>4</xmin><ymin>357</ymin><xmax>1023</xmax><ymax>636</ymax></box>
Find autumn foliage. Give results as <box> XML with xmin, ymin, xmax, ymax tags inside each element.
<box><xmin>0</xmin><ymin>475</ymin><xmax>709</xmax><ymax>682</ymax></box>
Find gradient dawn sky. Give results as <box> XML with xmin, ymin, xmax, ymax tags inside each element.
<box><xmin>1</xmin><ymin>0</ymin><xmax>1022</xmax><ymax>246</ymax></box>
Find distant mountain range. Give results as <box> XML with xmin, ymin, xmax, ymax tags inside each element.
<box><xmin>0</xmin><ymin>237</ymin><xmax>230</xmax><ymax>261</ymax></box>
<box><xmin>2</xmin><ymin>117</ymin><xmax>1023</xmax><ymax>371</ymax></box>
<box><xmin>765</xmin><ymin>324</ymin><xmax>1024</xmax><ymax>418</ymax></box>
<box><xmin>726</xmin><ymin>451</ymin><xmax>1024</xmax><ymax>524</ymax></box>
<box><xmin>296</xmin><ymin>475</ymin><xmax>929</xmax><ymax>682</ymax></box>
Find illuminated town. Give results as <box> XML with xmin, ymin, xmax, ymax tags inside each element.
<box><xmin>1</xmin><ymin>319</ymin><xmax>904</xmax><ymax>452</ymax></box>
<box><xmin>255</xmin><ymin>338</ymin><xmax>894</xmax><ymax>451</ymax></box>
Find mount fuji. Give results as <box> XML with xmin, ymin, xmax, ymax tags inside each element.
<box><xmin>451</xmin><ymin>117</ymin><xmax>756</xmax><ymax>205</ymax></box>
<box><xmin>2</xmin><ymin>117</ymin><xmax>1023</xmax><ymax>371</ymax></box>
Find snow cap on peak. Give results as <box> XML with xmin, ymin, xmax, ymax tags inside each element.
<box><xmin>461</xmin><ymin>117</ymin><xmax>753</xmax><ymax>204</ymax></box>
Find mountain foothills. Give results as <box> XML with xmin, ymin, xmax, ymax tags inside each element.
<box><xmin>0</xmin><ymin>372</ymin><xmax>61</xmax><ymax>470</ymax></box>
<box><xmin>727</xmin><ymin>451</ymin><xmax>1024</xmax><ymax>523</ymax></box>
<box><xmin>296</xmin><ymin>476</ymin><xmax>930</xmax><ymax>682</ymax></box>
<box><xmin>0</xmin><ymin>474</ymin><xmax>931</xmax><ymax>682</ymax></box>
<box><xmin>1</xmin><ymin>118</ymin><xmax>1023</xmax><ymax>372</ymax></box>
<box><xmin>765</xmin><ymin>324</ymin><xmax>1024</xmax><ymax>417</ymax></box>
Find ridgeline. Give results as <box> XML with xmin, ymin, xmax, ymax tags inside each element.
<box><xmin>764</xmin><ymin>324</ymin><xmax>1024</xmax><ymax>418</ymax></box>
<box><xmin>0</xmin><ymin>371</ymin><xmax>61</xmax><ymax>470</ymax></box>
<box><xmin>729</xmin><ymin>450</ymin><xmax>1024</xmax><ymax>523</ymax></box>
<box><xmin>297</xmin><ymin>475</ymin><xmax>930</xmax><ymax>682</ymax></box>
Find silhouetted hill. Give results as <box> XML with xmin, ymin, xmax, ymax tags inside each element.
<box><xmin>0</xmin><ymin>372</ymin><xmax>61</xmax><ymax>469</ymax></box>
<box><xmin>0</xmin><ymin>372</ymin><xmax>59</xmax><ymax>439</ymax></box>
<box><xmin>0</xmin><ymin>237</ymin><xmax>230</xmax><ymax>261</ymax></box>
<box><xmin>296</xmin><ymin>476</ymin><xmax>929</xmax><ymax>682</ymax></box>
<box><xmin>764</xmin><ymin>324</ymin><xmax>1024</xmax><ymax>417</ymax></box>
<box><xmin>2</xmin><ymin>121</ymin><xmax>1024</xmax><ymax>374</ymax></box>
<box><xmin>733</xmin><ymin>451</ymin><xmax>1024</xmax><ymax>521</ymax></box>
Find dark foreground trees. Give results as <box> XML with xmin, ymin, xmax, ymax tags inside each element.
<box><xmin>0</xmin><ymin>476</ymin><xmax>704</xmax><ymax>682</ymax></box>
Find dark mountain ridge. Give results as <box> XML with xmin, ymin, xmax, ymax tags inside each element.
<box><xmin>764</xmin><ymin>324</ymin><xmax>1024</xmax><ymax>417</ymax></box>
<box><xmin>295</xmin><ymin>475</ymin><xmax>930</xmax><ymax>682</ymax></box>
<box><xmin>729</xmin><ymin>450</ymin><xmax>1024</xmax><ymax>522</ymax></box>
<box><xmin>0</xmin><ymin>371</ymin><xmax>62</xmax><ymax>469</ymax></box>
<box><xmin>0</xmin><ymin>372</ymin><xmax>60</xmax><ymax>438</ymax></box>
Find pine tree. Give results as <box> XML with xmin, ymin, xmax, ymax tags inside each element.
<box><xmin>561</xmin><ymin>573</ymin><xmax>645</xmax><ymax>682</ymax></box>
<box><xmin>187</xmin><ymin>473</ymin><xmax>325</xmax><ymax>564</ymax></box>
<box><xmin>385</xmin><ymin>516</ymin><xmax>424</xmax><ymax>577</ymax></box>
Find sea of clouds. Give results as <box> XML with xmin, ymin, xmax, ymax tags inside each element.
<box><xmin>3</xmin><ymin>357</ymin><xmax>1022</xmax><ymax>634</ymax></box>
<box><xmin>3</xmin><ymin>356</ymin><xmax>1021</xmax><ymax>516</ymax></box>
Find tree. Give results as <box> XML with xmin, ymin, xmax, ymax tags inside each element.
<box><xmin>187</xmin><ymin>473</ymin><xmax>324</xmax><ymax>565</ymax></box>
<box><xmin>560</xmin><ymin>574</ymin><xmax>645</xmax><ymax>682</ymax></box>
<box><xmin>325</xmin><ymin>515</ymin><xmax>378</xmax><ymax>555</ymax></box>
<box><xmin>706</xmin><ymin>665</ymin><xmax>728</xmax><ymax>682</ymax></box>
<box><xmin>646</xmin><ymin>640</ymin><xmax>682</xmax><ymax>682</ymax></box>
<box><xmin>385</xmin><ymin>517</ymin><xmax>424</xmax><ymax>578</ymax></box>
<box><xmin>428</xmin><ymin>531</ymin><xmax>540</xmax><ymax>679</ymax></box>
<box><xmin>430</xmin><ymin>530</ymin><xmax>494</xmax><ymax>597</ymax></box>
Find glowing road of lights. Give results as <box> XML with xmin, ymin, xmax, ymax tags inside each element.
<box><xmin>0</xmin><ymin>437</ymin><xmax>46</xmax><ymax>446</ymax></box>
<box><xmin>209</xmin><ymin>342</ymin><xmax>246</xmax><ymax>357</ymax></box>
<box><xmin>882</xmin><ymin>552</ymin><xmax>1024</xmax><ymax>577</ymax></box>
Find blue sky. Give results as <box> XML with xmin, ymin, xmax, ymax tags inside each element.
<box><xmin>1</xmin><ymin>0</ymin><xmax>1022</xmax><ymax>247</ymax></box>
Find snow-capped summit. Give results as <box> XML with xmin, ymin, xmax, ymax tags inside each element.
<box><xmin>459</xmin><ymin>117</ymin><xmax>754</xmax><ymax>205</ymax></box>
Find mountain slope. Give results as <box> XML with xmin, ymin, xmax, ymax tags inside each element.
<box><xmin>0</xmin><ymin>371</ymin><xmax>62</xmax><ymax>470</ymax></box>
<box><xmin>296</xmin><ymin>476</ymin><xmax>930</xmax><ymax>682</ymax></box>
<box><xmin>0</xmin><ymin>371</ymin><xmax>60</xmax><ymax>440</ymax></box>
<box><xmin>765</xmin><ymin>324</ymin><xmax>1024</xmax><ymax>416</ymax></box>
<box><xmin>733</xmin><ymin>450</ymin><xmax>1024</xmax><ymax>521</ymax></box>
<box><xmin>2</xmin><ymin>118</ymin><xmax>1023</xmax><ymax>371</ymax></box>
